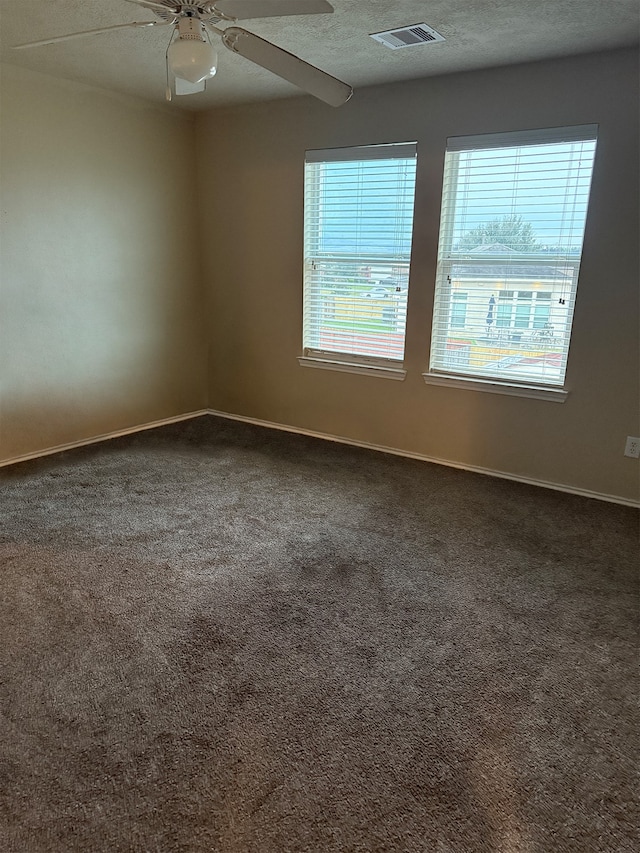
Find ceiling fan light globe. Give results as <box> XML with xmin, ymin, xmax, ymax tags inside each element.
<box><xmin>168</xmin><ymin>39</ymin><xmax>217</xmax><ymax>84</ymax></box>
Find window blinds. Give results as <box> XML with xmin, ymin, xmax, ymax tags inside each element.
<box><xmin>303</xmin><ymin>142</ymin><xmax>417</xmax><ymax>364</ymax></box>
<box><xmin>429</xmin><ymin>125</ymin><xmax>597</xmax><ymax>387</ymax></box>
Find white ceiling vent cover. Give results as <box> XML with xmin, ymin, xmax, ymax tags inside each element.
<box><xmin>370</xmin><ymin>23</ymin><xmax>445</xmax><ymax>50</ymax></box>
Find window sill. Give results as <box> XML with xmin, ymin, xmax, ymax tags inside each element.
<box><xmin>422</xmin><ymin>371</ymin><xmax>568</xmax><ymax>402</ymax></box>
<box><xmin>298</xmin><ymin>356</ymin><xmax>407</xmax><ymax>381</ymax></box>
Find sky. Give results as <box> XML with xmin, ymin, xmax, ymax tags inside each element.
<box><xmin>449</xmin><ymin>140</ymin><xmax>597</xmax><ymax>248</ymax></box>
<box><xmin>307</xmin><ymin>139</ymin><xmax>597</xmax><ymax>257</ymax></box>
<box><xmin>307</xmin><ymin>158</ymin><xmax>416</xmax><ymax>257</ymax></box>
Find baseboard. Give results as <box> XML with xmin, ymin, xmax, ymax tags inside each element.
<box><xmin>0</xmin><ymin>410</ymin><xmax>210</xmax><ymax>469</ymax></box>
<box><xmin>2</xmin><ymin>407</ymin><xmax>636</xmax><ymax>508</ymax></box>
<box><xmin>207</xmin><ymin>408</ymin><xmax>640</xmax><ymax>509</ymax></box>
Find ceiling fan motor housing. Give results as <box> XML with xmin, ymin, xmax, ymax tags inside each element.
<box><xmin>176</xmin><ymin>16</ymin><xmax>206</xmax><ymax>40</ymax></box>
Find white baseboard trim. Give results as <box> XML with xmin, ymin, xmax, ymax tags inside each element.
<box><xmin>0</xmin><ymin>410</ymin><xmax>210</xmax><ymax>469</ymax></box>
<box><xmin>207</xmin><ymin>408</ymin><xmax>640</xmax><ymax>509</ymax></box>
<box><xmin>2</xmin><ymin>407</ymin><xmax>636</xmax><ymax>508</ymax></box>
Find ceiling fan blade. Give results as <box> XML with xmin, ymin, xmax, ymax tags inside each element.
<box><xmin>13</xmin><ymin>20</ymin><xmax>172</xmax><ymax>50</ymax></box>
<box><xmin>221</xmin><ymin>27</ymin><xmax>351</xmax><ymax>106</ymax></box>
<box><xmin>211</xmin><ymin>1</ymin><xmax>333</xmax><ymax>19</ymax></box>
<box><xmin>124</xmin><ymin>0</ymin><xmax>179</xmax><ymax>12</ymax></box>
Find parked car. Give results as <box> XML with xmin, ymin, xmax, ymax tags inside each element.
<box><xmin>365</xmin><ymin>285</ymin><xmax>393</xmax><ymax>298</ymax></box>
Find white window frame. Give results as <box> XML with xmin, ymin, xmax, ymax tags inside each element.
<box><xmin>300</xmin><ymin>142</ymin><xmax>417</xmax><ymax>380</ymax></box>
<box><xmin>424</xmin><ymin>125</ymin><xmax>598</xmax><ymax>401</ymax></box>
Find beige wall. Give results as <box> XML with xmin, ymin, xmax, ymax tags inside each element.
<box><xmin>0</xmin><ymin>64</ymin><xmax>207</xmax><ymax>462</ymax></box>
<box><xmin>1</xmin><ymin>51</ymin><xmax>637</xmax><ymax>502</ymax></box>
<box><xmin>196</xmin><ymin>49</ymin><xmax>639</xmax><ymax>502</ymax></box>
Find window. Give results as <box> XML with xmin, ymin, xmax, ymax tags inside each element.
<box><xmin>428</xmin><ymin>125</ymin><xmax>598</xmax><ymax>389</ymax></box>
<box><xmin>496</xmin><ymin>291</ymin><xmax>552</xmax><ymax>331</ymax></box>
<box><xmin>451</xmin><ymin>292</ymin><xmax>468</xmax><ymax>328</ymax></box>
<box><xmin>301</xmin><ymin>143</ymin><xmax>417</xmax><ymax>376</ymax></box>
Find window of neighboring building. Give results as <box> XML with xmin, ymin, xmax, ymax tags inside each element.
<box><xmin>451</xmin><ymin>292</ymin><xmax>468</xmax><ymax>328</ymax></box>
<box><xmin>496</xmin><ymin>291</ymin><xmax>553</xmax><ymax>331</ymax></box>
<box><xmin>301</xmin><ymin>143</ymin><xmax>417</xmax><ymax>377</ymax></box>
<box><xmin>428</xmin><ymin>125</ymin><xmax>598</xmax><ymax>389</ymax></box>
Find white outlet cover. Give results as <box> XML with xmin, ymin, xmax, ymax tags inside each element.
<box><xmin>624</xmin><ymin>436</ymin><xmax>640</xmax><ymax>458</ymax></box>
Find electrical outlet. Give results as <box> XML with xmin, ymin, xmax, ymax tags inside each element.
<box><xmin>624</xmin><ymin>436</ymin><xmax>640</xmax><ymax>458</ymax></box>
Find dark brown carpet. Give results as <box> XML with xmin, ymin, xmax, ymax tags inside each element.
<box><xmin>0</xmin><ymin>415</ymin><xmax>637</xmax><ymax>853</ymax></box>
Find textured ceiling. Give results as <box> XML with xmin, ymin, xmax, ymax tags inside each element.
<box><xmin>1</xmin><ymin>0</ymin><xmax>638</xmax><ymax>110</ymax></box>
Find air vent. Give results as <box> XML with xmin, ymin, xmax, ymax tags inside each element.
<box><xmin>370</xmin><ymin>23</ymin><xmax>445</xmax><ymax>50</ymax></box>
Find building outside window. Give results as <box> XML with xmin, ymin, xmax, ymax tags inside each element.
<box><xmin>429</xmin><ymin>126</ymin><xmax>598</xmax><ymax>387</ymax></box>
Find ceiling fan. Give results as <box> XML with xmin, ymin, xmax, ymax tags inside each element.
<box><xmin>13</xmin><ymin>0</ymin><xmax>353</xmax><ymax>106</ymax></box>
